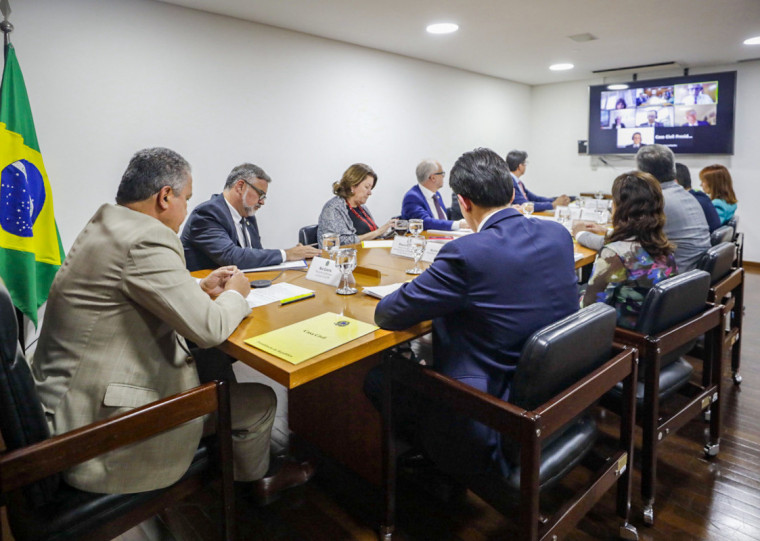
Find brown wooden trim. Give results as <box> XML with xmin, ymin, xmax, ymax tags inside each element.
<box><xmin>743</xmin><ymin>260</ymin><xmax>760</xmax><ymax>272</ymax></box>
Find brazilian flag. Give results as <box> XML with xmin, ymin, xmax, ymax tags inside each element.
<box><xmin>0</xmin><ymin>43</ymin><xmax>64</xmax><ymax>326</ymax></box>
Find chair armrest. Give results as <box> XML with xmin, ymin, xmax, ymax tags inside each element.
<box><xmin>709</xmin><ymin>268</ymin><xmax>743</xmax><ymax>301</ymax></box>
<box><xmin>614</xmin><ymin>303</ymin><xmax>723</xmax><ymax>357</ymax></box>
<box><xmin>535</xmin><ymin>346</ymin><xmax>637</xmax><ymax>436</ymax></box>
<box><xmin>0</xmin><ymin>382</ymin><xmax>228</xmax><ymax>494</ymax></box>
<box><xmin>390</xmin><ymin>358</ymin><xmax>529</xmax><ymax>439</ymax></box>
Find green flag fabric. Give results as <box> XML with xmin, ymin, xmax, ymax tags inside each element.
<box><xmin>0</xmin><ymin>43</ymin><xmax>65</xmax><ymax>325</ymax></box>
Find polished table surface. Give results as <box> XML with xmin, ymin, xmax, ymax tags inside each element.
<box><xmin>195</xmin><ymin>229</ymin><xmax>597</xmax><ymax>389</ymax></box>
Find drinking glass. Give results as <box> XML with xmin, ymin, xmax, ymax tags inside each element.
<box><xmin>408</xmin><ymin>219</ymin><xmax>424</xmax><ymax>237</ymax></box>
<box><xmin>594</xmin><ymin>190</ymin><xmax>604</xmax><ymax>201</ymax></box>
<box><xmin>335</xmin><ymin>248</ymin><xmax>358</xmax><ymax>295</ymax></box>
<box><xmin>405</xmin><ymin>236</ymin><xmax>426</xmax><ymax>275</ymax></box>
<box><xmin>394</xmin><ymin>219</ymin><xmax>409</xmax><ymax>237</ymax></box>
<box><xmin>557</xmin><ymin>206</ymin><xmax>571</xmax><ymax>227</ymax></box>
<box><xmin>523</xmin><ymin>202</ymin><xmax>534</xmax><ymax>216</ymax></box>
<box><xmin>321</xmin><ymin>232</ymin><xmax>340</xmax><ymax>260</ymax></box>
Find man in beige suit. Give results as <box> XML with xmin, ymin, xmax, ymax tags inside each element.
<box><xmin>33</xmin><ymin>148</ymin><xmax>312</xmax><ymax>500</ymax></box>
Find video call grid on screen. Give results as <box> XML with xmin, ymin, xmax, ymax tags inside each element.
<box><xmin>587</xmin><ymin>71</ymin><xmax>736</xmax><ymax>155</ymax></box>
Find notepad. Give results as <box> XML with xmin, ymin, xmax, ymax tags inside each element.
<box><xmin>245</xmin><ymin>312</ymin><xmax>379</xmax><ymax>364</ymax></box>
<box><xmin>363</xmin><ymin>282</ymin><xmax>407</xmax><ymax>299</ymax></box>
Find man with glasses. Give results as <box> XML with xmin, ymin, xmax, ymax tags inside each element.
<box><xmin>401</xmin><ymin>159</ymin><xmax>468</xmax><ymax>231</ymax></box>
<box><xmin>182</xmin><ymin>163</ymin><xmax>320</xmax><ymax>271</ymax></box>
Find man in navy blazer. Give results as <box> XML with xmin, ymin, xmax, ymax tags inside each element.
<box><xmin>400</xmin><ymin>159</ymin><xmax>467</xmax><ymax>231</ymax></box>
<box><xmin>371</xmin><ymin>148</ymin><xmax>579</xmax><ymax>476</ymax></box>
<box><xmin>181</xmin><ymin>164</ymin><xmax>320</xmax><ymax>272</ymax></box>
<box><xmin>507</xmin><ymin>150</ymin><xmax>571</xmax><ymax>211</ymax></box>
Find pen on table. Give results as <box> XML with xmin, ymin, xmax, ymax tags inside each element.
<box><xmin>280</xmin><ymin>292</ymin><xmax>316</xmax><ymax>306</ymax></box>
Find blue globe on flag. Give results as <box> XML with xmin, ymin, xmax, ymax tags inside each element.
<box><xmin>0</xmin><ymin>159</ymin><xmax>46</xmax><ymax>237</ymax></box>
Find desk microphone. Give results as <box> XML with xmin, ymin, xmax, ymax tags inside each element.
<box><xmin>250</xmin><ymin>279</ymin><xmax>272</xmax><ymax>288</ymax></box>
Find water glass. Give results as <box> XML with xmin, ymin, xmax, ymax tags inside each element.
<box><xmin>405</xmin><ymin>236</ymin><xmax>426</xmax><ymax>275</ymax></box>
<box><xmin>523</xmin><ymin>202</ymin><xmax>534</xmax><ymax>216</ymax></box>
<box><xmin>594</xmin><ymin>190</ymin><xmax>604</xmax><ymax>201</ymax></box>
<box><xmin>321</xmin><ymin>232</ymin><xmax>340</xmax><ymax>260</ymax></box>
<box><xmin>335</xmin><ymin>248</ymin><xmax>358</xmax><ymax>295</ymax></box>
<box><xmin>557</xmin><ymin>206</ymin><xmax>571</xmax><ymax>227</ymax></box>
<box><xmin>408</xmin><ymin>219</ymin><xmax>424</xmax><ymax>237</ymax></box>
<box><xmin>394</xmin><ymin>219</ymin><xmax>409</xmax><ymax>236</ymax></box>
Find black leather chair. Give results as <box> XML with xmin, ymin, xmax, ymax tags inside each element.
<box><xmin>697</xmin><ymin>242</ymin><xmax>744</xmax><ymax>384</ymax></box>
<box><xmin>381</xmin><ymin>304</ymin><xmax>639</xmax><ymax>541</ymax></box>
<box><xmin>710</xmin><ymin>224</ymin><xmax>733</xmax><ymax>246</ymax></box>
<box><xmin>0</xmin><ymin>283</ymin><xmax>236</xmax><ymax>541</ymax></box>
<box><xmin>298</xmin><ymin>224</ymin><xmax>318</xmax><ymax>245</ymax></box>
<box><xmin>609</xmin><ymin>270</ymin><xmax>723</xmax><ymax>526</ymax></box>
<box><xmin>725</xmin><ymin>216</ymin><xmax>743</xmax><ymax>266</ymax></box>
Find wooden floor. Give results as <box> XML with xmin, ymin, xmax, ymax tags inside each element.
<box><xmin>128</xmin><ymin>269</ymin><xmax>760</xmax><ymax>541</ymax></box>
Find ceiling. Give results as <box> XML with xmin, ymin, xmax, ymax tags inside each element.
<box><xmin>158</xmin><ymin>0</ymin><xmax>760</xmax><ymax>86</ymax></box>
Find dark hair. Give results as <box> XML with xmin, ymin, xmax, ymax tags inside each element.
<box><xmin>674</xmin><ymin>163</ymin><xmax>692</xmax><ymax>189</ymax></box>
<box><xmin>607</xmin><ymin>171</ymin><xmax>674</xmax><ymax>258</ymax></box>
<box><xmin>224</xmin><ymin>163</ymin><xmax>271</xmax><ymax>189</ymax></box>
<box><xmin>635</xmin><ymin>144</ymin><xmax>675</xmax><ymax>182</ymax></box>
<box><xmin>616</xmin><ymin>98</ymin><xmax>627</xmax><ymax>109</ymax></box>
<box><xmin>450</xmin><ymin>148</ymin><xmax>513</xmax><ymax>208</ymax></box>
<box><xmin>116</xmin><ymin>147</ymin><xmax>190</xmax><ymax>204</ymax></box>
<box><xmin>333</xmin><ymin>163</ymin><xmax>377</xmax><ymax>199</ymax></box>
<box><xmin>505</xmin><ymin>150</ymin><xmax>527</xmax><ymax>172</ymax></box>
<box><xmin>699</xmin><ymin>164</ymin><xmax>737</xmax><ymax>204</ymax></box>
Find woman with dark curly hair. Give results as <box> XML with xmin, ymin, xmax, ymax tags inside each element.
<box><xmin>581</xmin><ymin>171</ymin><xmax>677</xmax><ymax>329</ymax></box>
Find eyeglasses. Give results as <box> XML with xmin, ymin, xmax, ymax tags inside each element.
<box><xmin>243</xmin><ymin>179</ymin><xmax>267</xmax><ymax>202</ymax></box>
<box><xmin>432</xmin><ymin>171</ymin><xmax>446</xmax><ymax>177</ymax></box>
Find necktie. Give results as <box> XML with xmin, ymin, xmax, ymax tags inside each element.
<box><xmin>518</xmin><ymin>180</ymin><xmax>528</xmax><ymax>199</ymax></box>
<box><xmin>433</xmin><ymin>193</ymin><xmax>447</xmax><ymax>220</ymax></box>
<box><xmin>240</xmin><ymin>218</ymin><xmax>251</xmax><ymax>248</ymax></box>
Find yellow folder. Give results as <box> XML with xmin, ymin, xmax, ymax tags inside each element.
<box><xmin>245</xmin><ymin>312</ymin><xmax>379</xmax><ymax>365</ymax></box>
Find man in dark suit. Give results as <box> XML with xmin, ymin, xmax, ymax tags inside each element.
<box><xmin>401</xmin><ymin>159</ymin><xmax>467</xmax><ymax>231</ymax></box>
<box><xmin>682</xmin><ymin>109</ymin><xmax>709</xmax><ymax>127</ymax></box>
<box><xmin>181</xmin><ymin>164</ymin><xmax>320</xmax><ymax>271</ymax></box>
<box><xmin>639</xmin><ymin>110</ymin><xmax>664</xmax><ymax>127</ymax></box>
<box><xmin>675</xmin><ymin>162</ymin><xmax>720</xmax><ymax>232</ymax></box>
<box><xmin>626</xmin><ymin>131</ymin><xmax>645</xmax><ymax>149</ymax></box>
<box><xmin>507</xmin><ymin>150</ymin><xmax>571</xmax><ymax>211</ymax></box>
<box><xmin>368</xmin><ymin>148</ymin><xmax>579</xmax><ymax>476</ymax></box>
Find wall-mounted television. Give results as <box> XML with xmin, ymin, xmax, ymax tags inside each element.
<box><xmin>587</xmin><ymin>71</ymin><xmax>736</xmax><ymax>155</ymax></box>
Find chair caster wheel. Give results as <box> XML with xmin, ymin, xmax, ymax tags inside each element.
<box><xmin>380</xmin><ymin>525</ymin><xmax>394</xmax><ymax>540</ymax></box>
<box><xmin>643</xmin><ymin>505</ymin><xmax>654</xmax><ymax>526</ymax></box>
<box><xmin>704</xmin><ymin>443</ymin><xmax>720</xmax><ymax>457</ymax></box>
<box><xmin>619</xmin><ymin>522</ymin><xmax>639</xmax><ymax>540</ymax></box>
<box><xmin>733</xmin><ymin>372</ymin><xmax>742</xmax><ymax>385</ymax></box>
<box><xmin>704</xmin><ymin>409</ymin><xmax>711</xmax><ymax>422</ymax></box>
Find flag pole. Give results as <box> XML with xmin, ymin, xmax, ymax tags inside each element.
<box><xmin>1</xmin><ymin>19</ymin><xmax>11</xmax><ymax>60</ymax></box>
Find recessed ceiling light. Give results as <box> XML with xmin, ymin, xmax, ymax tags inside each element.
<box><xmin>549</xmin><ymin>63</ymin><xmax>574</xmax><ymax>71</ymax></box>
<box><xmin>607</xmin><ymin>84</ymin><xmax>629</xmax><ymax>90</ymax></box>
<box><xmin>744</xmin><ymin>36</ymin><xmax>760</xmax><ymax>45</ymax></box>
<box><xmin>426</xmin><ymin>23</ymin><xmax>459</xmax><ymax>35</ymax></box>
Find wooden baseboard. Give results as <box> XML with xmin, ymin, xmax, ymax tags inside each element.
<box><xmin>743</xmin><ymin>261</ymin><xmax>760</xmax><ymax>272</ymax></box>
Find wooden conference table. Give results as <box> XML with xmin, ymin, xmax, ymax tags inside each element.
<box><xmin>195</xmin><ymin>234</ymin><xmax>598</xmax><ymax>485</ymax></box>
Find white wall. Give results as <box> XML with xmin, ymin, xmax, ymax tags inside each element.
<box><xmin>529</xmin><ymin>61</ymin><xmax>760</xmax><ymax>262</ymax></box>
<box><xmin>10</xmin><ymin>0</ymin><xmax>530</xmax><ymax>252</ymax></box>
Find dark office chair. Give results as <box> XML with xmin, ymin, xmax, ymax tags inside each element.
<box><xmin>609</xmin><ymin>270</ymin><xmax>723</xmax><ymax>526</ymax></box>
<box><xmin>381</xmin><ymin>304</ymin><xmax>639</xmax><ymax>541</ymax></box>
<box><xmin>298</xmin><ymin>224</ymin><xmax>318</xmax><ymax>246</ymax></box>
<box><xmin>726</xmin><ymin>216</ymin><xmax>743</xmax><ymax>266</ymax></box>
<box><xmin>0</xmin><ymin>282</ymin><xmax>236</xmax><ymax>541</ymax></box>
<box><xmin>710</xmin><ymin>224</ymin><xmax>733</xmax><ymax>246</ymax></box>
<box><xmin>697</xmin><ymin>242</ymin><xmax>744</xmax><ymax>384</ymax></box>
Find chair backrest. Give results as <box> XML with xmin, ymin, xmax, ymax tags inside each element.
<box><xmin>710</xmin><ymin>225</ymin><xmax>734</xmax><ymax>246</ymax></box>
<box><xmin>726</xmin><ymin>216</ymin><xmax>738</xmax><ymax>240</ymax></box>
<box><xmin>697</xmin><ymin>242</ymin><xmax>736</xmax><ymax>284</ymax></box>
<box><xmin>510</xmin><ymin>303</ymin><xmax>617</xmax><ymax>412</ymax></box>
<box><xmin>298</xmin><ymin>224</ymin><xmax>318</xmax><ymax>245</ymax></box>
<box><xmin>634</xmin><ymin>270</ymin><xmax>711</xmax><ymax>336</ymax></box>
<box><xmin>0</xmin><ymin>282</ymin><xmax>59</xmax><ymax>505</ymax></box>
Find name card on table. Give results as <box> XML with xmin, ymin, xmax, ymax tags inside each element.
<box><xmin>390</xmin><ymin>236</ymin><xmax>444</xmax><ymax>263</ymax></box>
<box><xmin>305</xmin><ymin>257</ymin><xmax>342</xmax><ymax>286</ymax></box>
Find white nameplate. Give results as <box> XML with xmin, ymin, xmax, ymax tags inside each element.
<box><xmin>390</xmin><ymin>236</ymin><xmax>415</xmax><ymax>258</ymax></box>
<box><xmin>305</xmin><ymin>257</ymin><xmax>342</xmax><ymax>286</ymax></box>
<box><xmin>421</xmin><ymin>241</ymin><xmax>443</xmax><ymax>263</ymax></box>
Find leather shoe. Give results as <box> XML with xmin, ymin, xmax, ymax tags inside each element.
<box><xmin>245</xmin><ymin>458</ymin><xmax>316</xmax><ymax>506</ymax></box>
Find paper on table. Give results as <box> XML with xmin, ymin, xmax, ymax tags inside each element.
<box><xmin>574</xmin><ymin>252</ymin><xmax>586</xmax><ymax>261</ymax></box>
<box><xmin>245</xmin><ymin>312</ymin><xmax>379</xmax><ymax>364</ymax></box>
<box><xmin>241</xmin><ymin>260</ymin><xmax>308</xmax><ymax>273</ymax></box>
<box><xmin>246</xmin><ymin>283</ymin><xmax>314</xmax><ymax>308</ymax></box>
<box><xmin>363</xmin><ymin>282</ymin><xmax>407</xmax><ymax>299</ymax></box>
<box><xmin>361</xmin><ymin>240</ymin><xmax>394</xmax><ymax>248</ymax></box>
<box><xmin>426</xmin><ymin>229</ymin><xmax>471</xmax><ymax>237</ymax></box>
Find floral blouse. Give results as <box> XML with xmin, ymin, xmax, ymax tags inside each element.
<box><xmin>581</xmin><ymin>239</ymin><xmax>677</xmax><ymax>330</ymax></box>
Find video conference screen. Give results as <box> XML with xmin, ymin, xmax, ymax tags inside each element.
<box><xmin>587</xmin><ymin>71</ymin><xmax>736</xmax><ymax>155</ymax></box>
